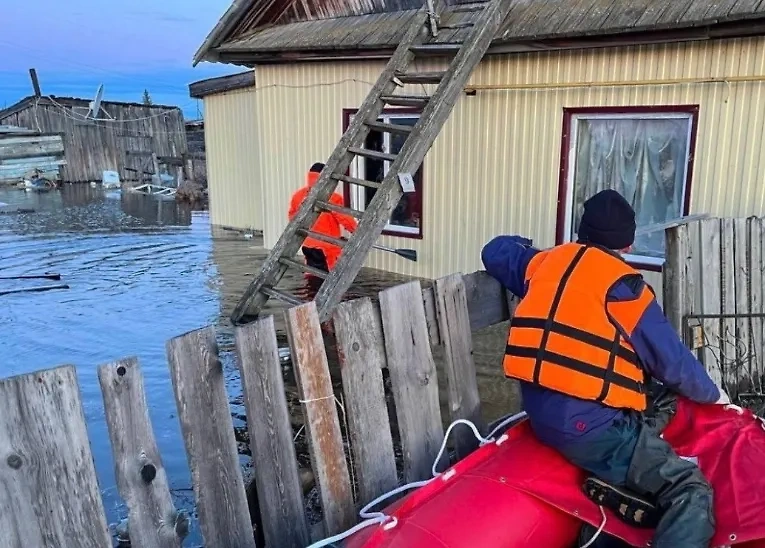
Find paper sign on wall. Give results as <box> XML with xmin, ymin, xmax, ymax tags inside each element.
<box><xmin>398</xmin><ymin>172</ymin><xmax>416</xmax><ymax>193</ymax></box>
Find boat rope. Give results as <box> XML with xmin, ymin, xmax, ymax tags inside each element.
<box><xmin>724</xmin><ymin>403</ymin><xmax>765</xmax><ymax>431</ymax></box>
<box><xmin>306</xmin><ymin>412</ymin><xmax>529</xmax><ymax>548</ymax></box>
<box><xmin>580</xmin><ymin>506</ymin><xmax>608</xmax><ymax>548</ymax></box>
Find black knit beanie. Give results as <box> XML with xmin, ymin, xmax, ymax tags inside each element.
<box><xmin>309</xmin><ymin>162</ymin><xmax>325</xmax><ymax>173</ymax></box>
<box><xmin>577</xmin><ymin>189</ymin><xmax>636</xmax><ymax>250</ymax></box>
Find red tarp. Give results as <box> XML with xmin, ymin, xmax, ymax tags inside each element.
<box><xmin>345</xmin><ymin>399</ymin><xmax>765</xmax><ymax>548</ymax></box>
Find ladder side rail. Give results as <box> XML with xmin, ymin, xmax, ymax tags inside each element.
<box><xmin>314</xmin><ymin>0</ymin><xmax>513</xmax><ymax>322</ymax></box>
<box><xmin>230</xmin><ymin>8</ymin><xmax>436</xmax><ymax>323</ymax></box>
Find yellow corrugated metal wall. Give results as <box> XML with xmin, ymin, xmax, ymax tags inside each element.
<box><xmin>210</xmin><ymin>36</ymin><xmax>765</xmax><ymax>293</ymax></box>
<box><xmin>203</xmin><ymin>88</ymin><xmax>262</xmax><ymax>230</ymax></box>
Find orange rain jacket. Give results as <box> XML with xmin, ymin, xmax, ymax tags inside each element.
<box><xmin>503</xmin><ymin>243</ymin><xmax>654</xmax><ymax>412</ymax></box>
<box><xmin>288</xmin><ymin>170</ymin><xmax>358</xmax><ymax>270</ymax></box>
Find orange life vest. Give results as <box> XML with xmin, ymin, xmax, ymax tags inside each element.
<box><xmin>503</xmin><ymin>243</ymin><xmax>654</xmax><ymax>411</ymax></box>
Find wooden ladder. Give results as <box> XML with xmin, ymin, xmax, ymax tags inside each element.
<box><xmin>231</xmin><ymin>0</ymin><xmax>511</xmax><ymax>325</ymax></box>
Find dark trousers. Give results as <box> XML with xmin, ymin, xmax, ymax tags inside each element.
<box><xmin>302</xmin><ymin>247</ymin><xmax>329</xmax><ymax>272</ymax></box>
<box><xmin>562</xmin><ymin>389</ymin><xmax>715</xmax><ymax>548</ymax></box>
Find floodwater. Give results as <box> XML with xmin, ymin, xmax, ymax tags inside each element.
<box><xmin>0</xmin><ymin>184</ymin><xmax>518</xmax><ymax>546</ymax></box>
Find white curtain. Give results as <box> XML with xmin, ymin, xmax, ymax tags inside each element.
<box><xmin>572</xmin><ymin>117</ymin><xmax>690</xmax><ymax>258</ymax></box>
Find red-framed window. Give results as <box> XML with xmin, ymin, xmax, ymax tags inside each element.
<box><xmin>342</xmin><ymin>108</ymin><xmax>424</xmax><ymax>239</ymax></box>
<box><xmin>556</xmin><ymin>106</ymin><xmax>699</xmax><ymax>270</ymax></box>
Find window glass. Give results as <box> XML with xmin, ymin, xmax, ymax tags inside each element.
<box><xmin>349</xmin><ymin>114</ymin><xmax>422</xmax><ymax>237</ymax></box>
<box><xmin>568</xmin><ymin>113</ymin><xmax>693</xmax><ymax>262</ymax></box>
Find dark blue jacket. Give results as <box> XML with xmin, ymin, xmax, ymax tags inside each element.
<box><xmin>481</xmin><ymin>235</ymin><xmax>721</xmax><ymax>451</ymax></box>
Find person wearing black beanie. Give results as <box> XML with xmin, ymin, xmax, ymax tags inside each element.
<box><xmin>481</xmin><ymin>189</ymin><xmax>725</xmax><ymax>548</ymax></box>
<box><xmin>577</xmin><ymin>189</ymin><xmax>637</xmax><ymax>251</ymax></box>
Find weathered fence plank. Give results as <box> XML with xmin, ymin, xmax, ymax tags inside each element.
<box><xmin>721</xmin><ymin>218</ymin><xmax>738</xmax><ymax>390</ymax></box>
<box><xmin>98</xmin><ymin>358</ymin><xmax>186</xmax><ymax>548</ymax></box>
<box><xmin>0</xmin><ymin>365</ymin><xmax>111</xmax><ymax>548</ymax></box>
<box><xmin>166</xmin><ymin>327</ymin><xmax>256</xmax><ymax>548</ymax></box>
<box><xmin>434</xmin><ymin>274</ymin><xmax>485</xmax><ymax>458</ymax></box>
<box><xmin>379</xmin><ymin>281</ymin><xmax>445</xmax><ymax>481</ymax></box>
<box><xmin>749</xmin><ymin>217</ymin><xmax>764</xmax><ymax>391</ymax></box>
<box><xmin>663</xmin><ymin>222</ymin><xmax>691</xmax><ymax>336</ymax></box>
<box><xmin>334</xmin><ymin>298</ymin><xmax>397</xmax><ymax>508</ymax></box>
<box><xmin>235</xmin><ymin>317</ymin><xmax>311</xmax><ymax>548</ymax></box>
<box><xmin>735</xmin><ymin>218</ymin><xmax>751</xmax><ymax>390</ymax></box>
<box><xmin>286</xmin><ymin>302</ymin><xmax>355</xmax><ymax>536</ymax></box>
<box><xmin>423</xmin><ymin>270</ymin><xmax>512</xmax><ymax>345</ymax></box>
<box><xmin>699</xmin><ymin>218</ymin><xmax>724</xmax><ymax>387</ymax></box>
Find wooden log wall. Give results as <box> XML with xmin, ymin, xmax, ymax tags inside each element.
<box><xmin>0</xmin><ymin>99</ymin><xmax>187</xmax><ymax>183</ymax></box>
<box><xmin>0</xmin><ymin>270</ymin><xmax>513</xmax><ymax>547</ymax></box>
<box><xmin>664</xmin><ymin>217</ymin><xmax>765</xmax><ymax>397</ymax></box>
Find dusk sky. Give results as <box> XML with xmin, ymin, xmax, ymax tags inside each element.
<box><xmin>1</xmin><ymin>0</ymin><xmax>241</xmax><ymax>119</ymax></box>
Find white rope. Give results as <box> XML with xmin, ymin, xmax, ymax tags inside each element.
<box><xmin>432</xmin><ymin>419</ymin><xmax>493</xmax><ymax>477</ymax></box>
<box><xmin>306</xmin><ymin>515</ymin><xmax>389</xmax><ymax>548</ymax></box>
<box><xmin>724</xmin><ymin>404</ymin><xmax>745</xmax><ymax>415</ymax></box>
<box><xmin>485</xmin><ymin>411</ymin><xmax>528</xmax><ymax>441</ymax></box>
<box><xmin>306</xmin><ymin>413</ymin><xmax>527</xmax><ymax>548</ymax></box>
<box><xmin>580</xmin><ymin>506</ymin><xmax>608</xmax><ymax>548</ymax></box>
<box><xmin>299</xmin><ymin>395</ymin><xmax>335</xmax><ymax>404</ymax></box>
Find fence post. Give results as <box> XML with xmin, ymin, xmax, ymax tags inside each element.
<box><xmin>98</xmin><ymin>357</ymin><xmax>187</xmax><ymax>548</ymax></box>
<box><xmin>235</xmin><ymin>317</ymin><xmax>311</xmax><ymax>548</ymax></box>
<box><xmin>379</xmin><ymin>281</ymin><xmax>445</xmax><ymax>481</ymax></box>
<box><xmin>699</xmin><ymin>218</ymin><xmax>724</xmax><ymax>387</ymax></box>
<box><xmin>721</xmin><ymin>218</ymin><xmax>738</xmax><ymax>390</ymax></box>
<box><xmin>434</xmin><ymin>273</ymin><xmax>485</xmax><ymax>458</ymax></box>
<box><xmin>0</xmin><ymin>365</ymin><xmax>111</xmax><ymax>548</ymax></box>
<box><xmin>286</xmin><ymin>301</ymin><xmax>356</xmax><ymax>537</ymax></box>
<box><xmin>663</xmin><ymin>223</ymin><xmax>691</xmax><ymax>335</ymax></box>
<box><xmin>166</xmin><ymin>327</ymin><xmax>256</xmax><ymax>548</ymax></box>
<box><xmin>334</xmin><ymin>298</ymin><xmax>397</xmax><ymax>508</ymax></box>
<box><xmin>748</xmin><ymin>217</ymin><xmax>764</xmax><ymax>390</ymax></box>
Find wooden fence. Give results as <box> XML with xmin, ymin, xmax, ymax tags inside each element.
<box><xmin>664</xmin><ymin>216</ymin><xmax>765</xmax><ymax>400</ymax></box>
<box><xmin>0</xmin><ymin>271</ymin><xmax>514</xmax><ymax>548</ymax></box>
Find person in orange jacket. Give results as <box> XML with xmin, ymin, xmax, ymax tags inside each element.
<box><xmin>288</xmin><ymin>162</ymin><xmax>357</xmax><ymax>272</ymax></box>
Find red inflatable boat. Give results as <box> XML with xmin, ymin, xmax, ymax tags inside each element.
<box><xmin>317</xmin><ymin>399</ymin><xmax>765</xmax><ymax>548</ymax></box>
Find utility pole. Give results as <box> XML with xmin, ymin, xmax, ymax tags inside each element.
<box><xmin>29</xmin><ymin>68</ymin><xmax>42</xmax><ymax>97</ymax></box>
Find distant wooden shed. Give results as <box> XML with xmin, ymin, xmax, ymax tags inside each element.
<box><xmin>0</xmin><ymin>96</ymin><xmax>187</xmax><ymax>183</ymax></box>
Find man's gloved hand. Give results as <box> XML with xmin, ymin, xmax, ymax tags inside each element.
<box><xmin>715</xmin><ymin>389</ymin><xmax>731</xmax><ymax>405</ymax></box>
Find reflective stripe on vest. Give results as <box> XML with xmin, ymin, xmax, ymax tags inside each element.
<box><xmin>502</xmin><ymin>243</ymin><xmax>651</xmax><ymax>412</ymax></box>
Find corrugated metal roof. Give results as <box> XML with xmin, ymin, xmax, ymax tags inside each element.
<box><xmin>214</xmin><ymin>0</ymin><xmax>765</xmax><ymax>58</ymax></box>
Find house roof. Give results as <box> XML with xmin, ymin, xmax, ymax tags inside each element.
<box><xmin>189</xmin><ymin>70</ymin><xmax>256</xmax><ymax>98</ymax></box>
<box><xmin>197</xmin><ymin>0</ymin><xmax>765</xmax><ymax>65</ymax></box>
<box><xmin>0</xmin><ymin>95</ymin><xmax>182</xmax><ymax>121</ymax></box>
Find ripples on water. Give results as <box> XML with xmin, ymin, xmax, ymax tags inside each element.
<box><xmin>0</xmin><ymin>184</ymin><xmax>518</xmax><ymax>546</ymax></box>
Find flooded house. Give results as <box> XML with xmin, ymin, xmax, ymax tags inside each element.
<box><xmin>0</xmin><ymin>95</ymin><xmax>187</xmax><ymax>184</ymax></box>
<box><xmin>191</xmin><ymin>0</ymin><xmax>765</xmax><ymax>296</ymax></box>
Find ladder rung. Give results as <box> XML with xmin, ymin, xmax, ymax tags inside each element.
<box><xmin>279</xmin><ymin>257</ymin><xmax>328</xmax><ymax>279</ymax></box>
<box><xmin>439</xmin><ymin>22</ymin><xmax>475</xmax><ymax>29</ymax></box>
<box><xmin>348</xmin><ymin>147</ymin><xmax>397</xmax><ymax>162</ymax></box>
<box><xmin>452</xmin><ymin>4</ymin><xmax>485</xmax><ymax>12</ymax></box>
<box><xmin>299</xmin><ymin>229</ymin><xmax>346</xmax><ymax>248</ymax></box>
<box><xmin>395</xmin><ymin>71</ymin><xmax>446</xmax><ymax>84</ymax></box>
<box><xmin>261</xmin><ymin>286</ymin><xmax>305</xmax><ymax>307</ymax></box>
<box><xmin>365</xmin><ymin>120</ymin><xmax>414</xmax><ymax>135</ymax></box>
<box><xmin>409</xmin><ymin>44</ymin><xmax>462</xmax><ymax>56</ymax></box>
<box><xmin>330</xmin><ymin>173</ymin><xmax>382</xmax><ymax>190</ymax></box>
<box><xmin>380</xmin><ymin>95</ymin><xmax>431</xmax><ymax>107</ymax></box>
<box><xmin>316</xmin><ymin>201</ymin><xmax>363</xmax><ymax>219</ymax></box>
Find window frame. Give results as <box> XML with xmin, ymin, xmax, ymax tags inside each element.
<box><xmin>556</xmin><ymin>105</ymin><xmax>700</xmax><ymax>271</ymax></box>
<box><xmin>342</xmin><ymin>107</ymin><xmax>424</xmax><ymax>240</ymax></box>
